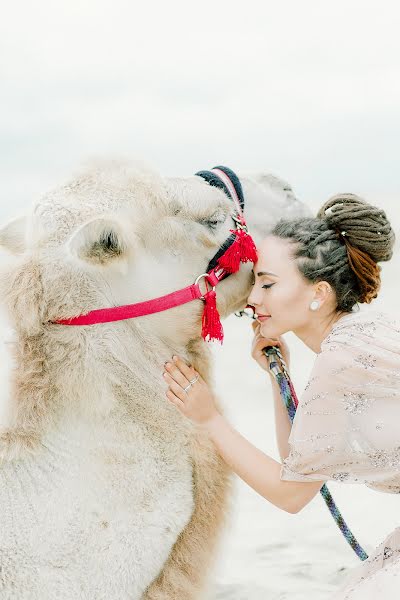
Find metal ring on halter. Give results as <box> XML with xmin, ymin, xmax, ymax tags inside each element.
<box><xmin>194</xmin><ymin>273</ymin><xmax>216</xmax><ymax>299</ymax></box>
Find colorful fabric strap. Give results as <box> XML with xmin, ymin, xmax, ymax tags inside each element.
<box><xmin>264</xmin><ymin>346</ymin><xmax>369</xmax><ymax>562</ymax></box>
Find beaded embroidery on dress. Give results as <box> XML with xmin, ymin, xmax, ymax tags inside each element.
<box><xmin>279</xmin><ymin>310</ymin><xmax>400</xmax><ymax>598</ymax></box>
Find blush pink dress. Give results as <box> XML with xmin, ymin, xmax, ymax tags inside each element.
<box><xmin>280</xmin><ymin>310</ymin><xmax>400</xmax><ymax>598</ymax></box>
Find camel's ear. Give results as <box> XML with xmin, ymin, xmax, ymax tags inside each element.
<box><xmin>0</xmin><ymin>216</ymin><xmax>28</xmax><ymax>255</ymax></box>
<box><xmin>67</xmin><ymin>216</ymin><xmax>129</xmax><ymax>266</ymax></box>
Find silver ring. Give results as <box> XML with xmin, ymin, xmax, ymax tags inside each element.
<box><xmin>189</xmin><ymin>375</ymin><xmax>199</xmax><ymax>385</ymax></box>
<box><xmin>183</xmin><ymin>383</ymin><xmax>192</xmax><ymax>393</ymax></box>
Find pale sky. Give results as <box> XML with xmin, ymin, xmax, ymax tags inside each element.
<box><xmin>1</xmin><ymin>0</ymin><xmax>399</xmax><ymax>223</ymax></box>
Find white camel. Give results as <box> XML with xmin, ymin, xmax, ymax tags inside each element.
<box><xmin>0</xmin><ymin>160</ymin><xmax>308</xmax><ymax>600</ymax></box>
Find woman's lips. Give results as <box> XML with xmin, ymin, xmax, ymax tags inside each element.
<box><xmin>256</xmin><ymin>314</ymin><xmax>271</xmax><ymax>322</ymax></box>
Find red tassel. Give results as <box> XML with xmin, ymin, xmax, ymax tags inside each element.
<box><xmin>201</xmin><ymin>290</ymin><xmax>224</xmax><ymax>343</ymax></box>
<box><xmin>217</xmin><ymin>229</ymin><xmax>258</xmax><ymax>273</ymax></box>
<box><xmin>217</xmin><ymin>233</ymin><xmax>242</xmax><ymax>273</ymax></box>
<box><xmin>238</xmin><ymin>228</ymin><xmax>258</xmax><ymax>264</ymax></box>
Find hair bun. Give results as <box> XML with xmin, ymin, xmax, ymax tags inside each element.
<box><xmin>317</xmin><ymin>193</ymin><xmax>395</xmax><ymax>264</ymax></box>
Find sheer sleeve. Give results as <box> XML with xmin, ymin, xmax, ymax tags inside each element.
<box><xmin>280</xmin><ymin>313</ymin><xmax>400</xmax><ymax>492</ymax></box>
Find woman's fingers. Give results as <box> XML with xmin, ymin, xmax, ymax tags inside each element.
<box><xmin>163</xmin><ymin>356</ymin><xmax>201</xmax><ymax>399</ymax></box>
<box><xmin>251</xmin><ymin>321</ymin><xmax>279</xmax><ymax>346</ymax></box>
<box><xmin>172</xmin><ymin>356</ymin><xmax>198</xmax><ymax>381</ymax></box>
<box><xmin>252</xmin><ymin>333</ymin><xmax>280</xmax><ymax>349</ymax></box>
<box><xmin>164</xmin><ymin>361</ymin><xmax>189</xmax><ymax>388</ymax></box>
<box><xmin>250</xmin><ymin>323</ymin><xmax>290</xmax><ymax>373</ymax></box>
<box><xmin>163</xmin><ymin>372</ymin><xmax>188</xmax><ymax>401</ymax></box>
<box><xmin>163</xmin><ymin>359</ymin><xmax>219</xmax><ymax>425</ymax></box>
<box><xmin>164</xmin><ymin>356</ymin><xmax>199</xmax><ymax>387</ymax></box>
<box><xmin>164</xmin><ymin>355</ymin><xmax>197</xmax><ymax>387</ymax></box>
<box><xmin>257</xmin><ymin>338</ymin><xmax>280</xmax><ymax>350</ymax></box>
<box><xmin>166</xmin><ymin>389</ymin><xmax>185</xmax><ymax>409</ymax></box>
<box><xmin>251</xmin><ymin>332</ymin><xmax>282</xmax><ymax>365</ymax></box>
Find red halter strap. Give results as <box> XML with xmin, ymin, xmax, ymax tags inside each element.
<box><xmin>53</xmin><ymin>167</ymin><xmax>257</xmax><ymax>342</ymax></box>
<box><xmin>55</xmin><ymin>273</ymin><xmax>219</xmax><ymax>326</ymax></box>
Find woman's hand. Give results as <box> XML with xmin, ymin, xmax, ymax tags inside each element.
<box><xmin>251</xmin><ymin>321</ymin><xmax>290</xmax><ymax>374</ymax></box>
<box><xmin>163</xmin><ymin>356</ymin><xmax>220</xmax><ymax>426</ymax></box>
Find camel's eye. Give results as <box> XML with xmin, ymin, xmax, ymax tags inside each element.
<box><xmin>200</xmin><ymin>210</ymin><xmax>227</xmax><ymax>231</ymax></box>
<box><xmin>204</xmin><ymin>220</ymin><xmax>221</xmax><ymax>230</ymax></box>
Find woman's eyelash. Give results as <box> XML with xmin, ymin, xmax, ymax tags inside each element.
<box><xmin>249</xmin><ymin>279</ymin><xmax>275</xmax><ymax>289</ymax></box>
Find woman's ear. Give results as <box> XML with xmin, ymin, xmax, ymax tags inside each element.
<box><xmin>313</xmin><ymin>281</ymin><xmax>333</xmax><ymax>306</ymax></box>
<box><xmin>67</xmin><ymin>216</ymin><xmax>130</xmax><ymax>266</ymax></box>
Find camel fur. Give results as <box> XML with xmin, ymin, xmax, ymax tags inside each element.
<box><xmin>0</xmin><ymin>160</ymin><xmax>309</xmax><ymax>599</ymax></box>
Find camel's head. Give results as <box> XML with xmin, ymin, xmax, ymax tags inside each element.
<box><xmin>0</xmin><ymin>160</ymin><xmax>309</xmax><ymax>347</ymax></box>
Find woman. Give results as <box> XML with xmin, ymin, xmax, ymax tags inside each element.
<box><xmin>162</xmin><ymin>193</ymin><xmax>400</xmax><ymax>598</ymax></box>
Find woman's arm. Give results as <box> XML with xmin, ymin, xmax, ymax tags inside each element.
<box><xmin>204</xmin><ymin>413</ymin><xmax>323</xmax><ymax>514</ymax></box>
<box><xmin>163</xmin><ymin>357</ymin><xmax>324</xmax><ymax>514</ymax></box>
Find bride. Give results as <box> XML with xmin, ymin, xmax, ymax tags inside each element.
<box><xmin>162</xmin><ymin>192</ymin><xmax>400</xmax><ymax>598</ymax></box>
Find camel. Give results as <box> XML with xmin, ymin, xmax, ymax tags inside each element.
<box><xmin>0</xmin><ymin>160</ymin><xmax>308</xmax><ymax>600</ymax></box>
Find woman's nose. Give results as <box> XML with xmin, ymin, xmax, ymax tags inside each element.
<box><xmin>247</xmin><ymin>284</ymin><xmax>262</xmax><ymax>308</ymax></box>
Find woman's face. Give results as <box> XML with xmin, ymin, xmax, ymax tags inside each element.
<box><xmin>247</xmin><ymin>235</ymin><xmax>318</xmax><ymax>338</ymax></box>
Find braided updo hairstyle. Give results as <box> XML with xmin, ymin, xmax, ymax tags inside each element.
<box><xmin>271</xmin><ymin>193</ymin><xmax>395</xmax><ymax>312</ymax></box>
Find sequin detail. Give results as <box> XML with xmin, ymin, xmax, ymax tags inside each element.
<box><xmin>332</xmin><ymin>472</ymin><xmax>350</xmax><ymax>482</ymax></box>
<box><xmin>342</xmin><ymin>391</ymin><xmax>375</xmax><ymax>415</ymax></box>
<box><xmin>355</xmin><ymin>354</ymin><xmax>377</xmax><ymax>369</ymax></box>
<box><xmin>281</xmin><ymin>309</ymin><xmax>400</xmax><ymax>498</ymax></box>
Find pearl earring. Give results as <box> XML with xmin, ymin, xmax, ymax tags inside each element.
<box><xmin>310</xmin><ymin>300</ymin><xmax>320</xmax><ymax>311</ymax></box>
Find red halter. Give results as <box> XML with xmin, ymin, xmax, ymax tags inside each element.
<box><xmin>53</xmin><ymin>167</ymin><xmax>257</xmax><ymax>343</ymax></box>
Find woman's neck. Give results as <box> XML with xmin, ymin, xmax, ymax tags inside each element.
<box><xmin>293</xmin><ymin>309</ymin><xmax>350</xmax><ymax>353</ymax></box>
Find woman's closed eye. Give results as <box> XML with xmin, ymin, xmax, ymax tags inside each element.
<box><xmin>249</xmin><ymin>276</ymin><xmax>275</xmax><ymax>289</ymax></box>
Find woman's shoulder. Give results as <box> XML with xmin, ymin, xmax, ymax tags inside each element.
<box><xmin>321</xmin><ymin>308</ymin><xmax>400</xmax><ymax>357</ymax></box>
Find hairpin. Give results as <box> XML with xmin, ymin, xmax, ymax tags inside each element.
<box><xmin>324</xmin><ymin>202</ymin><xmax>344</xmax><ymax>217</ymax></box>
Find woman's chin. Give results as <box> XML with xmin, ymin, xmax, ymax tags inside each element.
<box><xmin>259</xmin><ymin>319</ymin><xmax>281</xmax><ymax>338</ymax></box>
